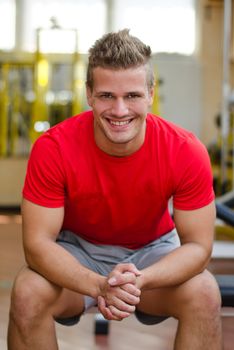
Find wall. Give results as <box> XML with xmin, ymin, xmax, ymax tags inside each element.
<box><xmin>152</xmin><ymin>1</ymin><xmax>234</xmax><ymax>146</ymax></box>
<box><xmin>154</xmin><ymin>53</ymin><xmax>202</xmax><ymax>137</ymax></box>
<box><xmin>198</xmin><ymin>0</ymin><xmax>234</xmax><ymax>146</ymax></box>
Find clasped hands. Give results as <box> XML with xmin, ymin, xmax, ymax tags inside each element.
<box><xmin>98</xmin><ymin>263</ymin><xmax>142</xmax><ymax>321</ymax></box>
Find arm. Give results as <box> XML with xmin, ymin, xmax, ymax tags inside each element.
<box><xmin>99</xmin><ymin>201</ymin><xmax>216</xmax><ymax>319</ymax></box>
<box><xmin>108</xmin><ymin>201</ymin><xmax>216</xmax><ymax>293</ymax></box>
<box><xmin>137</xmin><ymin>201</ymin><xmax>216</xmax><ymax>291</ymax></box>
<box><xmin>22</xmin><ymin>198</ymin><xmax>140</xmax><ymax>313</ymax></box>
<box><xmin>22</xmin><ymin>198</ymin><xmax>105</xmax><ymax>298</ymax></box>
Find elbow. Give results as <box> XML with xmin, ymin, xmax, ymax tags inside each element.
<box><xmin>198</xmin><ymin>244</ymin><xmax>213</xmax><ymax>271</ymax></box>
<box><xmin>24</xmin><ymin>246</ymin><xmax>37</xmax><ymax>270</ymax></box>
<box><xmin>23</xmin><ymin>241</ymin><xmax>42</xmax><ymax>271</ymax></box>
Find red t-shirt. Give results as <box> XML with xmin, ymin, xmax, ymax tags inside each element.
<box><xmin>23</xmin><ymin>111</ymin><xmax>215</xmax><ymax>249</ymax></box>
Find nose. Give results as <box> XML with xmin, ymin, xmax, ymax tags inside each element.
<box><xmin>111</xmin><ymin>98</ymin><xmax>129</xmax><ymax>117</ymax></box>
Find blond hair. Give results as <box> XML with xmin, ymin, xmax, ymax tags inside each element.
<box><xmin>86</xmin><ymin>29</ymin><xmax>154</xmax><ymax>90</ymax></box>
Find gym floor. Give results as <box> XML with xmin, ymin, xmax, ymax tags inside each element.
<box><xmin>1</xmin><ymin>212</ymin><xmax>234</xmax><ymax>350</ymax></box>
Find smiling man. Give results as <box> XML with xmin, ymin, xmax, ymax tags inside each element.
<box><xmin>88</xmin><ymin>66</ymin><xmax>152</xmax><ymax>156</ymax></box>
<box><xmin>8</xmin><ymin>29</ymin><xmax>222</xmax><ymax>350</ymax></box>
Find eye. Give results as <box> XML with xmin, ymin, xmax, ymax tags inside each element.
<box><xmin>100</xmin><ymin>93</ymin><xmax>113</xmax><ymax>99</ymax></box>
<box><xmin>127</xmin><ymin>93</ymin><xmax>140</xmax><ymax>99</ymax></box>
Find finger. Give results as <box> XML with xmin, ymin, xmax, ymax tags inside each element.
<box><xmin>97</xmin><ymin>296</ymin><xmax>115</xmax><ymax>320</ymax></box>
<box><xmin>121</xmin><ymin>283</ymin><xmax>141</xmax><ymax>297</ymax></box>
<box><xmin>120</xmin><ymin>291</ymin><xmax>140</xmax><ymax>306</ymax></box>
<box><xmin>108</xmin><ymin>304</ymin><xmax>132</xmax><ymax>319</ymax></box>
<box><xmin>108</xmin><ymin>263</ymin><xmax>141</xmax><ymax>286</ymax></box>
<box><xmin>98</xmin><ymin>296</ymin><xmax>122</xmax><ymax>321</ymax></box>
<box><xmin>103</xmin><ymin>286</ymin><xmax>140</xmax><ymax>312</ymax></box>
<box><xmin>106</xmin><ymin>294</ymin><xmax>137</xmax><ymax>312</ymax></box>
<box><xmin>115</xmin><ymin>263</ymin><xmax>141</xmax><ymax>276</ymax></box>
<box><xmin>111</xmin><ymin>287</ymin><xmax>140</xmax><ymax>306</ymax></box>
<box><xmin>108</xmin><ymin>272</ymin><xmax>137</xmax><ymax>286</ymax></box>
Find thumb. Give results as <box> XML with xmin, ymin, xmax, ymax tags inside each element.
<box><xmin>108</xmin><ymin>271</ymin><xmax>140</xmax><ymax>286</ymax></box>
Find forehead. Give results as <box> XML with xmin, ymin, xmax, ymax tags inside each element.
<box><xmin>92</xmin><ymin>66</ymin><xmax>148</xmax><ymax>92</ymax></box>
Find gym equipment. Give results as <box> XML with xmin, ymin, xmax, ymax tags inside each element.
<box><xmin>216</xmin><ymin>189</ymin><xmax>234</xmax><ymax>242</ymax></box>
<box><xmin>216</xmin><ymin>190</ymin><xmax>234</xmax><ymax>228</ymax></box>
<box><xmin>220</xmin><ymin>0</ymin><xmax>232</xmax><ymax>193</ymax></box>
<box><xmin>216</xmin><ymin>202</ymin><xmax>234</xmax><ymax>227</ymax></box>
<box><xmin>0</xmin><ymin>62</ymin><xmax>34</xmax><ymax>157</ymax></box>
<box><xmin>208</xmin><ymin>0</ymin><xmax>233</xmax><ymax>196</ymax></box>
<box><xmin>215</xmin><ymin>192</ymin><xmax>234</xmax><ymax>308</ymax></box>
<box><xmin>94</xmin><ymin>313</ymin><xmax>109</xmax><ymax>335</ymax></box>
<box><xmin>0</xmin><ymin>64</ymin><xmax>9</xmax><ymax>156</ymax></box>
<box><xmin>215</xmin><ymin>275</ymin><xmax>234</xmax><ymax>307</ymax></box>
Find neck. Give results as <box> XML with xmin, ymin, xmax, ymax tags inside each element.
<box><xmin>94</xmin><ymin>122</ymin><xmax>146</xmax><ymax>157</ymax></box>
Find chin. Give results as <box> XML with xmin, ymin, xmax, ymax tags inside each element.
<box><xmin>107</xmin><ymin>134</ymin><xmax>136</xmax><ymax>145</ymax></box>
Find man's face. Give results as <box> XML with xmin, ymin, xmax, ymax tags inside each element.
<box><xmin>86</xmin><ymin>66</ymin><xmax>154</xmax><ymax>156</ymax></box>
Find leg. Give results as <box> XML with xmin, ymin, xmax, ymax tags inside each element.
<box><xmin>8</xmin><ymin>266</ymin><xmax>85</xmax><ymax>350</ymax></box>
<box><xmin>137</xmin><ymin>270</ymin><xmax>222</xmax><ymax>350</ymax></box>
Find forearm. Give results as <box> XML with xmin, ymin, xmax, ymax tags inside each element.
<box><xmin>24</xmin><ymin>238</ymin><xmax>105</xmax><ymax>299</ymax></box>
<box><xmin>138</xmin><ymin>242</ymin><xmax>211</xmax><ymax>291</ymax></box>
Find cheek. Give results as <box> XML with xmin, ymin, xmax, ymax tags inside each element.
<box><xmin>92</xmin><ymin>101</ymin><xmax>109</xmax><ymax>112</ymax></box>
<box><xmin>134</xmin><ymin>103</ymin><xmax>149</xmax><ymax>115</ymax></box>
<box><xmin>90</xmin><ymin>103</ymin><xmax>101</xmax><ymax>115</ymax></box>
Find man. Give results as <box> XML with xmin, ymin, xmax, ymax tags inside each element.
<box><xmin>8</xmin><ymin>29</ymin><xmax>222</xmax><ymax>349</ymax></box>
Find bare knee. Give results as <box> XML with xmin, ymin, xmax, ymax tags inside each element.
<box><xmin>9</xmin><ymin>267</ymin><xmax>61</xmax><ymax>331</ymax></box>
<box><xmin>178</xmin><ymin>271</ymin><xmax>221</xmax><ymax>320</ymax></box>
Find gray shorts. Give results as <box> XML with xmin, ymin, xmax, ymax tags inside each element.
<box><xmin>55</xmin><ymin>229</ymin><xmax>180</xmax><ymax>326</ymax></box>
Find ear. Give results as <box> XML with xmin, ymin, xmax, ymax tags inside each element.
<box><xmin>86</xmin><ymin>83</ymin><xmax>93</xmax><ymax>107</ymax></box>
<box><xmin>148</xmin><ymin>86</ymin><xmax>155</xmax><ymax>106</ymax></box>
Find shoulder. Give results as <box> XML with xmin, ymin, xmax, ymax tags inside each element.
<box><xmin>147</xmin><ymin>113</ymin><xmax>206</xmax><ymax>156</ymax></box>
<box><xmin>147</xmin><ymin>113</ymin><xmax>196</xmax><ymax>140</ymax></box>
<box><xmin>147</xmin><ymin>114</ymin><xmax>214</xmax><ymax>209</ymax></box>
<box><xmin>32</xmin><ymin>110</ymin><xmax>93</xmax><ymax>151</ymax></box>
<box><xmin>46</xmin><ymin>110</ymin><xmax>93</xmax><ymax>139</ymax></box>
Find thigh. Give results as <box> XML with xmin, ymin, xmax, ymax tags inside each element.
<box><xmin>52</xmin><ymin>287</ymin><xmax>86</xmax><ymax>320</ymax></box>
<box><xmin>136</xmin><ymin>270</ymin><xmax>220</xmax><ymax>319</ymax></box>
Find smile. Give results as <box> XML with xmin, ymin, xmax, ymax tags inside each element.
<box><xmin>108</xmin><ymin>119</ymin><xmax>133</xmax><ymax>126</ymax></box>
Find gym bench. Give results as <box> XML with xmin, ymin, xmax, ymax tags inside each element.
<box><xmin>215</xmin><ymin>275</ymin><xmax>234</xmax><ymax>308</ymax></box>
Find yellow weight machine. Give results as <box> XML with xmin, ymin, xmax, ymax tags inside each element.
<box><xmin>0</xmin><ymin>22</ymin><xmax>88</xmax><ymax>156</ymax></box>
<box><xmin>0</xmin><ymin>62</ymin><xmax>34</xmax><ymax>156</ymax></box>
<box><xmin>30</xmin><ymin>23</ymin><xmax>87</xmax><ymax>143</ymax></box>
<box><xmin>0</xmin><ymin>64</ymin><xmax>9</xmax><ymax>156</ymax></box>
<box><xmin>0</xmin><ymin>21</ymin><xmax>162</xmax><ymax>157</ymax></box>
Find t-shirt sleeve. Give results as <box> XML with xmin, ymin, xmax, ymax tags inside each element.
<box><xmin>22</xmin><ymin>135</ymin><xmax>66</xmax><ymax>207</ymax></box>
<box><xmin>172</xmin><ymin>136</ymin><xmax>215</xmax><ymax>210</ymax></box>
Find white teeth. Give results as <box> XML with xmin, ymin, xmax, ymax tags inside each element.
<box><xmin>109</xmin><ymin>120</ymin><xmax>131</xmax><ymax>126</ymax></box>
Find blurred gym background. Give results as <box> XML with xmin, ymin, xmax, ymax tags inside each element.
<box><xmin>0</xmin><ymin>1</ymin><xmax>234</xmax><ymax>349</ymax></box>
<box><xmin>0</xmin><ymin>0</ymin><xmax>233</xmax><ymax>209</ymax></box>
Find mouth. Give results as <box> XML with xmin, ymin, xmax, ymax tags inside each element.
<box><xmin>106</xmin><ymin>118</ymin><xmax>133</xmax><ymax>127</ymax></box>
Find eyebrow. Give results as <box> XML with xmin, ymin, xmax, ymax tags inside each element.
<box><xmin>95</xmin><ymin>90</ymin><xmax>144</xmax><ymax>96</ymax></box>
